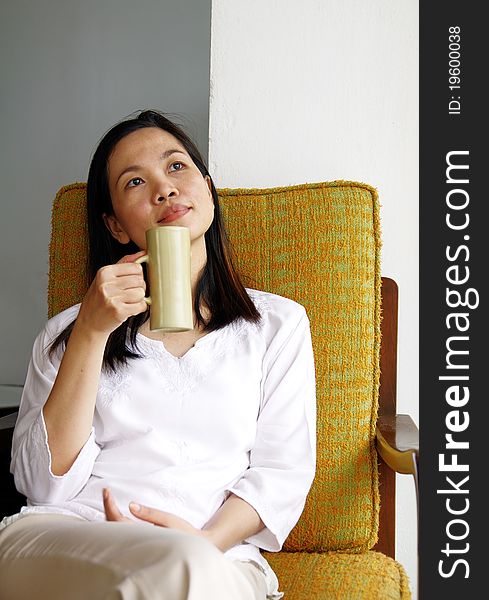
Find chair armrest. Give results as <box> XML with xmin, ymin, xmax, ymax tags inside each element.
<box><xmin>376</xmin><ymin>414</ymin><xmax>419</xmax><ymax>599</ymax></box>
<box><xmin>375</xmin><ymin>413</ymin><xmax>419</xmax><ymax>475</ymax></box>
<box><xmin>0</xmin><ymin>412</ymin><xmax>18</xmax><ymax>431</ymax></box>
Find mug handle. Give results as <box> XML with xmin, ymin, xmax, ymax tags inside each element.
<box><xmin>135</xmin><ymin>254</ymin><xmax>152</xmax><ymax>305</ymax></box>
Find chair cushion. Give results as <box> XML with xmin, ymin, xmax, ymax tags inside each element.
<box><xmin>49</xmin><ymin>180</ymin><xmax>381</xmax><ymax>554</ymax></box>
<box><xmin>48</xmin><ymin>183</ymin><xmax>90</xmax><ymax>313</ymax></box>
<box><xmin>219</xmin><ymin>182</ymin><xmax>381</xmax><ymax>553</ymax></box>
<box><xmin>262</xmin><ymin>550</ymin><xmax>411</xmax><ymax>600</ymax></box>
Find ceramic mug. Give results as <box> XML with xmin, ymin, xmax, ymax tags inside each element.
<box><xmin>136</xmin><ymin>226</ymin><xmax>193</xmax><ymax>332</ymax></box>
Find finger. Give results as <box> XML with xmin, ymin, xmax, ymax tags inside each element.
<box><xmin>98</xmin><ymin>263</ymin><xmax>144</xmax><ymax>282</ymax></box>
<box><xmin>108</xmin><ymin>275</ymin><xmax>146</xmax><ymax>292</ymax></box>
<box><xmin>120</xmin><ymin>275</ymin><xmax>146</xmax><ymax>290</ymax></box>
<box><xmin>95</xmin><ymin>277</ymin><xmax>145</xmax><ymax>303</ymax></box>
<box><xmin>130</xmin><ymin>300</ymin><xmax>150</xmax><ymax>316</ymax></box>
<box><xmin>118</xmin><ymin>288</ymin><xmax>145</xmax><ymax>304</ymax></box>
<box><xmin>117</xmin><ymin>250</ymin><xmax>147</xmax><ymax>264</ymax></box>
<box><xmin>103</xmin><ymin>488</ymin><xmax>126</xmax><ymax>522</ymax></box>
<box><xmin>114</xmin><ymin>263</ymin><xmax>145</xmax><ymax>277</ymax></box>
<box><xmin>129</xmin><ymin>502</ymin><xmax>167</xmax><ymax>526</ymax></box>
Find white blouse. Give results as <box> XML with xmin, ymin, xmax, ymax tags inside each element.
<box><xmin>2</xmin><ymin>289</ymin><xmax>316</xmax><ymax>599</ymax></box>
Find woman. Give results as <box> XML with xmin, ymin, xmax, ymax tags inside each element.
<box><xmin>0</xmin><ymin>110</ymin><xmax>316</xmax><ymax>600</ymax></box>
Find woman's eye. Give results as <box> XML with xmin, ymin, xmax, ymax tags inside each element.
<box><xmin>127</xmin><ymin>177</ymin><xmax>143</xmax><ymax>188</ymax></box>
<box><xmin>169</xmin><ymin>162</ymin><xmax>184</xmax><ymax>172</ymax></box>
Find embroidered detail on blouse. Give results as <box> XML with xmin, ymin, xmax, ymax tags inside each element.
<box><xmin>135</xmin><ymin>294</ymin><xmax>267</xmax><ymax>397</ymax></box>
<box><xmin>156</xmin><ymin>478</ymin><xmax>187</xmax><ymax>505</ymax></box>
<box><xmin>98</xmin><ymin>367</ymin><xmax>131</xmax><ymax>408</ymax></box>
<box><xmin>247</xmin><ymin>289</ymin><xmax>275</xmax><ymax>314</ymax></box>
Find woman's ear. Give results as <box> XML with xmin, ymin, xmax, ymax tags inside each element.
<box><xmin>103</xmin><ymin>213</ymin><xmax>131</xmax><ymax>244</ymax></box>
<box><xmin>205</xmin><ymin>175</ymin><xmax>214</xmax><ymax>205</ymax></box>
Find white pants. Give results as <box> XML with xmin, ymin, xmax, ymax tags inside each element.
<box><xmin>0</xmin><ymin>514</ymin><xmax>268</xmax><ymax>600</ymax></box>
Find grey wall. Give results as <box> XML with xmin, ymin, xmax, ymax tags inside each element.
<box><xmin>0</xmin><ymin>0</ymin><xmax>211</xmax><ymax>398</ymax></box>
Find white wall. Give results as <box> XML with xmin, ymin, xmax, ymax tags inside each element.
<box><xmin>209</xmin><ymin>0</ymin><xmax>418</xmax><ymax>596</ymax></box>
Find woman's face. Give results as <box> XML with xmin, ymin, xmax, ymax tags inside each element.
<box><xmin>105</xmin><ymin>127</ymin><xmax>214</xmax><ymax>251</ymax></box>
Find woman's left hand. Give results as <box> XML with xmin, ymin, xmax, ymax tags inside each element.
<box><xmin>103</xmin><ymin>488</ymin><xmax>204</xmax><ymax>538</ymax></box>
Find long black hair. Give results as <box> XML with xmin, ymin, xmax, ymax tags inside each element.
<box><xmin>50</xmin><ymin>110</ymin><xmax>261</xmax><ymax>370</ymax></box>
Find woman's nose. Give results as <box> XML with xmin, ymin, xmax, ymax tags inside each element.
<box><xmin>152</xmin><ymin>178</ymin><xmax>178</xmax><ymax>204</ymax></box>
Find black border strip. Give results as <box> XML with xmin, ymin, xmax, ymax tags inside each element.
<box><xmin>420</xmin><ymin>4</ymin><xmax>484</xmax><ymax>597</ymax></box>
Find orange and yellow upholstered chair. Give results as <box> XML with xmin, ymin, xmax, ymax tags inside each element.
<box><xmin>1</xmin><ymin>180</ymin><xmax>418</xmax><ymax>599</ymax></box>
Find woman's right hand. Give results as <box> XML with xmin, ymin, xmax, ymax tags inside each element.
<box><xmin>76</xmin><ymin>250</ymin><xmax>148</xmax><ymax>336</ymax></box>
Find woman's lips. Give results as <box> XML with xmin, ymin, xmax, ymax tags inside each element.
<box><xmin>159</xmin><ymin>207</ymin><xmax>191</xmax><ymax>223</ymax></box>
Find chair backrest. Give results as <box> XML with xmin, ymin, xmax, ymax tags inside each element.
<box><xmin>49</xmin><ymin>180</ymin><xmax>382</xmax><ymax>553</ymax></box>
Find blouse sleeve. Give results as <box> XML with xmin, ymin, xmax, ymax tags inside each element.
<box><xmin>226</xmin><ymin>304</ymin><xmax>317</xmax><ymax>551</ymax></box>
<box><xmin>10</xmin><ymin>319</ymin><xmax>101</xmax><ymax>504</ymax></box>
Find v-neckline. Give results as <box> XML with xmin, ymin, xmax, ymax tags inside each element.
<box><xmin>137</xmin><ymin>330</ymin><xmax>214</xmax><ymax>360</ymax></box>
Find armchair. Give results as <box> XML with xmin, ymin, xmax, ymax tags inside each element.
<box><xmin>0</xmin><ymin>180</ymin><xmax>418</xmax><ymax>599</ymax></box>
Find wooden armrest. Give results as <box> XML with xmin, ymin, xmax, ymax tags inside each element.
<box><xmin>375</xmin><ymin>414</ymin><xmax>419</xmax><ymax>475</ymax></box>
<box><xmin>0</xmin><ymin>411</ymin><xmax>18</xmax><ymax>431</ymax></box>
